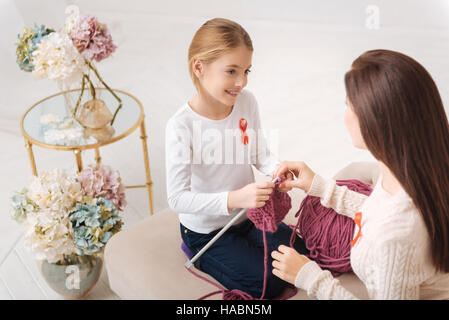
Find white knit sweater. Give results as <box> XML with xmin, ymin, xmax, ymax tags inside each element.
<box><xmin>294</xmin><ymin>174</ymin><xmax>449</xmax><ymax>300</ymax></box>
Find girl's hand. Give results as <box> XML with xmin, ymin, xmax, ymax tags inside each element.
<box><xmin>228</xmin><ymin>181</ymin><xmax>274</xmax><ymax>210</ymax></box>
<box><xmin>271</xmin><ymin>245</ymin><xmax>311</xmax><ymax>285</ymax></box>
<box><xmin>272</xmin><ymin>161</ymin><xmax>316</xmax><ymax>192</ymax></box>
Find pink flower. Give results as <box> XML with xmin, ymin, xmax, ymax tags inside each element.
<box><xmin>78</xmin><ymin>164</ymin><xmax>126</xmax><ymax>211</ymax></box>
<box><xmin>69</xmin><ymin>15</ymin><xmax>116</xmax><ymax>62</ymax></box>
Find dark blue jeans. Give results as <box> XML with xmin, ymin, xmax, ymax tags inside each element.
<box><xmin>181</xmin><ymin>219</ymin><xmax>309</xmax><ymax>299</ymax></box>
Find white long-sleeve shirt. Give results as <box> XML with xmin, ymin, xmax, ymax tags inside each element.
<box><xmin>295</xmin><ymin>174</ymin><xmax>449</xmax><ymax>299</ymax></box>
<box><xmin>165</xmin><ymin>89</ymin><xmax>279</xmax><ymax>233</ymax></box>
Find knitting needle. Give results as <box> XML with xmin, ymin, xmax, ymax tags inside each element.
<box><xmin>185</xmin><ymin>176</ymin><xmax>282</xmax><ymax>269</ymax></box>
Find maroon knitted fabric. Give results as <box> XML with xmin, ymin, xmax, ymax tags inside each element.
<box><xmin>246</xmin><ymin>181</ymin><xmax>292</xmax><ymax>232</ymax></box>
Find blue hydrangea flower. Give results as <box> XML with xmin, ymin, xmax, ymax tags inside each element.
<box><xmin>10</xmin><ymin>188</ymin><xmax>37</xmax><ymax>223</ymax></box>
<box><xmin>16</xmin><ymin>24</ymin><xmax>54</xmax><ymax>72</ymax></box>
<box><xmin>70</xmin><ymin>197</ymin><xmax>123</xmax><ymax>256</ymax></box>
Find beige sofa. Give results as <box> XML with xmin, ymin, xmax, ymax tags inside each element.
<box><xmin>105</xmin><ymin>162</ymin><xmax>379</xmax><ymax>299</ymax></box>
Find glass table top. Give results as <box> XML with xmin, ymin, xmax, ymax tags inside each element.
<box><xmin>22</xmin><ymin>88</ymin><xmax>143</xmax><ymax>149</ymax></box>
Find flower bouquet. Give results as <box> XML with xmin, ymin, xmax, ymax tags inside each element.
<box><xmin>40</xmin><ymin>113</ymin><xmax>96</xmax><ymax>146</ymax></box>
<box><xmin>16</xmin><ymin>7</ymin><xmax>122</xmax><ymax>143</ymax></box>
<box><xmin>10</xmin><ymin>164</ymin><xmax>126</xmax><ymax>298</ymax></box>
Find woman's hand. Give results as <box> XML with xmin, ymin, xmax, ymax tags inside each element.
<box><xmin>272</xmin><ymin>161</ymin><xmax>316</xmax><ymax>192</ymax></box>
<box><xmin>273</xmin><ymin>165</ymin><xmax>294</xmax><ymax>192</ymax></box>
<box><xmin>228</xmin><ymin>181</ymin><xmax>274</xmax><ymax>211</ymax></box>
<box><xmin>271</xmin><ymin>245</ymin><xmax>311</xmax><ymax>285</ymax></box>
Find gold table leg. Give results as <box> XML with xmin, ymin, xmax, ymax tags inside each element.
<box><xmin>25</xmin><ymin>139</ymin><xmax>37</xmax><ymax>176</ymax></box>
<box><xmin>140</xmin><ymin>117</ymin><xmax>154</xmax><ymax>215</ymax></box>
<box><xmin>94</xmin><ymin>147</ymin><xmax>101</xmax><ymax>164</ymax></box>
<box><xmin>74</xmin><ymin>149</ymin><xmax>83</xmax><ymax>173</ymax></box>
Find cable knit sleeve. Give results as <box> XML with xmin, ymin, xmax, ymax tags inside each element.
<box><xmin>295</xmin><ymin>261</ymin><xmax>359</xmax><ymax>299</ymax></box>
<box><xmin>307</xmin><ymin>174</ymin><xmax>368</xmax><ymax>219</ymax></box>
<box><xmin>370</xmin><ymin>240</ymin><xmax>422</xmax><ymax>299</ymax></box>
<box><xmin>295</xmin><ymin>241</ymin><xmax>422</xmax><ymax>299</ymax></box>
<box><xmin>295</xmin><ymin>231</ymin><xmax>425</xmax><ymax>300</ymax></box>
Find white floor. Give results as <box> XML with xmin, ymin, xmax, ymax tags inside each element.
<box><xmin>1</xmin><ymin>0</ymin><xmax>448</xmax><ymax>299</ymax></box>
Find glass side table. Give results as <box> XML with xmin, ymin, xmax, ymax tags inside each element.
<box><xmin>20</xmin><ymin>88</ymin><xmax>154</xmax><ymax>215</ymax></box>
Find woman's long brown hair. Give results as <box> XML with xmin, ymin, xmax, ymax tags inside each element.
<box><xmin>345</xmin><ymin>49</ymin><xmax>449</xmax><ymax>272</ymax></box>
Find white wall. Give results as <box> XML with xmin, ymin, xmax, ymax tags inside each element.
<box><xmin>2</xmin><ymin>0</ymin><xmax>449</xmax><ymax>215</ymax></box>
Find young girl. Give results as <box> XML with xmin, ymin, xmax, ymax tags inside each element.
<box><xmin>271</xmin><ymin>49</ymin><xmax>449</xmax><ymax>299</ymax></box>
<box><xmin>165</xmin><ymin>18</ymin><xmax>308</xmax><ymax>299</ymax></box>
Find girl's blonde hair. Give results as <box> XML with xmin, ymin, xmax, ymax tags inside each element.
<box><xmin>188</xmin><ymin>18</ymin><xmax>253</xmax><ymax>88</ymax></box>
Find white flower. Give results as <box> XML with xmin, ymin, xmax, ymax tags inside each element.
<box><xmin>27</xmin><ymin>169</ymin><xmax>82</xmax><ymax>212</ymax></box>
<box><xmin>23</xmin><ymin>209</ymin><xmax>75</xmax><ymax>263</ymax></box>
<box><xmin>43</xmin><ymin>128</ymin><xmax>66</xmax><ymax>145</ymax></box>
<box><xmin>32</xmin><ymin>32</ymin><xmax>87</xmax><ymax>86</ymax></box>
<box><xmin>43</xmin><ymin>127</ymin><xmax>85</xmax><ymax>146</ymax></box>
<box><xmin>42</xmin><ymin>117</ymin><xmax>91</xmax><ymax>146</ymax></box>
<box><xmin>23</xmin><ymin>169</ymin><xmax>82</xmax><ymax>263</ymax></box>
<box><xmin>40</xmin><ymin>113</ymin><xmax>61</xmax><ymax>125</ymax></box>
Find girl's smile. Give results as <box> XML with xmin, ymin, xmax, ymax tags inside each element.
<box><xmin>225</xmin><ymin>89</ymin><xmax>240</xmax><ymax>97</ymax></box>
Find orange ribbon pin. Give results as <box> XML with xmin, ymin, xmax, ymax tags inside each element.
<box><xmin>239</xmin><ymin>118</ymin><xmax>249</xmax><ymax>145</ymax></box>
<box><xmin>350</xmin><ymin>211</ymin><xmax>362</xmax><ymax>247</ymax></box>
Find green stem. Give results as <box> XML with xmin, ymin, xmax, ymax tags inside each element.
<box><xmin>86</xmin><ymin>60</ymin><xmax>122</xmax><ymax>125</ymax></box>
<box><xmin>110</xmin><ymin>101</ymin><xmax>122</xmax><ymax>126</ymax></box>
<box><xmin>85</xmin><ymin>73</ymin><xmax>96</xmax><ymax>100</ymax></box>
<box><xmin>73</xmin><ymin>75</ymin><xmax>86</xmax><ymax>118</ymax></box>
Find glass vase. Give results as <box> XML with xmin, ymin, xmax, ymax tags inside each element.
<box><xmin>37</xmin><ymin>253</ymin><xmax>103</xmax><ymax>299</ymax></box>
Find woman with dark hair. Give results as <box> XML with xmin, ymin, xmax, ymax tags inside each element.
<box><xmin>270</xmin><ymin>49</ymin><xmax>449</xmax><ymax>299</ymax></box>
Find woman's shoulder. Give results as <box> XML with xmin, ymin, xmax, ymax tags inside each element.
<box><xmin>374</xmin><ymin>197</ymin><xmax>428</xmax><ymax>248</ymax></box>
